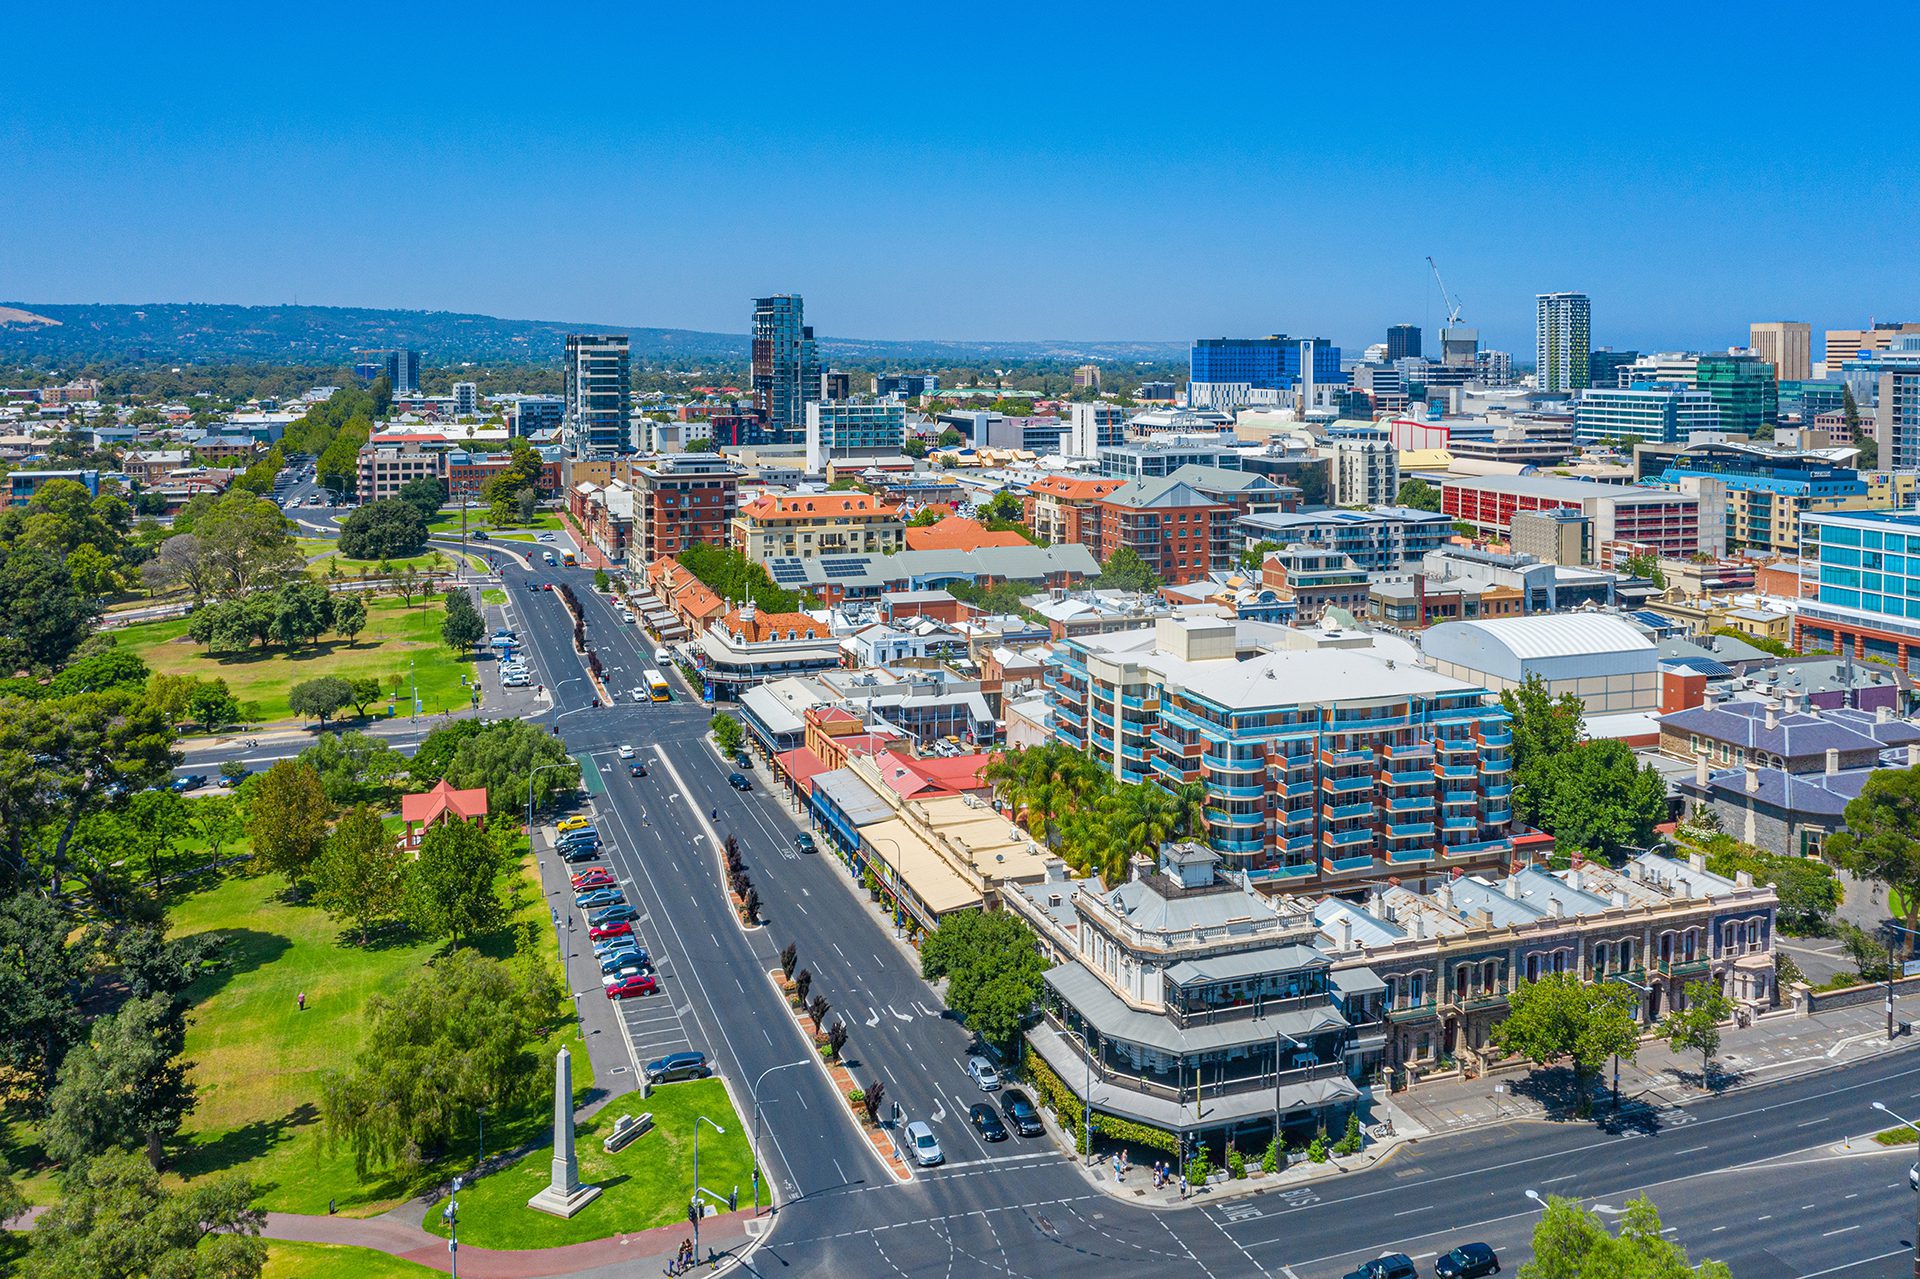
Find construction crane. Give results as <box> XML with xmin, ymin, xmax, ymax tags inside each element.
<box><xmin>1427</xmin><ymin>255</ymin><xmax>1464</xmax><ymax>326</ymax></box>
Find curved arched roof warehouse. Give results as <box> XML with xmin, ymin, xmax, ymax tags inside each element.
<box><xmin>1421</xmin><ymin>614</ymin><xmax>1658</xmax><ymax>712</ymax></box>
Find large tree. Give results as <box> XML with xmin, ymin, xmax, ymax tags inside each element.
<box><xmin>287</xmin><ymin>675</ymin><xmax>355</xmax><ymax>727</ymax></box>
<box><xmin>23</xmin><ymin>1149</ymin><xmax>264</xmax><ymax>1279</ymax></box>
<box><xmin>1490</xmin><ymin>971</ymin><xmax>1640</xmax><ymax>1097</ymax></box>
<box><xmin>331</xmin><ymin>591</ymin><xmax>367</xmax><ymax>646</ymax></box>
<box><xmin>0</xmin><ymin>545</ymin><xmax>99</xmax><ymax>669</ymax></box>
<box><xmin>320</xmin><ymin>948</ymin><xmax>556</xmax><ymax>1174</ymax></box>
<box><xmin>1519</xmin><ymin>1193</ymin><xmax>1730</xmax><ymax>1279</ymax></box>
<box><xmin>439</xmin><ymin>720</ymin><xmax>579</xmax><ymax>816</ymax></box>
<box><xmin>405</xmin><ymin>818</ymin><xmax>512</xmax><ymax>947</ymax></box>
<box><xmin>0</xmin><ymin>891</ymin><xmax>97</xmax><ymax>1105</ymax></box>
<box><xmin>1499</xmin><ymin>673</ymin><xmax>1584</xmax><ymax>827</ymax></box>
<box><xmin>243</xmin><ymin>760</ymin><xmax>332</xmax><ymax>886</ymax></box>
<box><xmin>338</xmin><ymin>497</ymin><xmax>428</xmax><ymax>561</ymax></box>
<box><xmin>441</xmin><ymin>586</ymin><xmax>485</xmax><ymax>652</ymax></box>
<box><xmin>1528</xmin><ymin>739</ymin><xmax>1669</xmax><ymax>862</ymax></box>
<box><xmin>1828</xmin><ymin>766</ymin><xmax>1920</xmax><ymax>951</ymax></box>
<box><xmin>1658</xmin><ymin>979</ymin><xmax>1736</xmax><ymax>1085</ymax></box>
<box><xmin>395</xmin><ymin>475</ymin><xmax>449</xmax><ymax>522</ymax></box>
<box><xmin>312</xmin><ymin>805</ymin><xmax>408</xmax><ymax>944</ymax></box>
<box><xmin>44</xmin><ymin>993</ymin><xmax>196</xmax><ymax>1170</ymax></box>
<box><xmin>175</xmin><ymin>489</ymin><xmax>301</xmax><ymax>598</ymax></box>
<box><xmin>920</xmin><ymin>909</ymin><xmax>1047</xmax><ymax>1055</ymax></box>
<box><xmin>1093</xmin><ymin>546</ymin><xmax>1161</xmax><ymax>593</ymax></box>
<box><xmin>270</xmin><ymin>580</ymin><xmax>334</xmax><ymax>649</ymax></box>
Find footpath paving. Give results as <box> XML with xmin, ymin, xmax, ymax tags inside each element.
<box><xmin>257</xmin><ymin>1206</ymin><xmax>758</xmax><ymax>1278</ymax></box>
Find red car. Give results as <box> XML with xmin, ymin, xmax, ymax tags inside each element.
<box><xmin>571</xmin><ymin>870</ymin><xmax>615</xmax><ymax>888</ymax></box>
<box><xmin>606</xmin><ymin>973</ymin><xmax>658</xmax><ymax>999</ymax></box>
<box><xmin>543</xmin><ymin>583</ymin><xmax>554</xmax><ymax>592</ymax></box>
<box><xmin>588</xmin><ymin>921</ymin><xmax>633</xmax><ymax>942</ymax></box>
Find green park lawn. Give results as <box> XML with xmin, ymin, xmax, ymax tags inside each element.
<box><xmin>166</xmin><ymin>849</ymin><xmax>589</xmax><ymax>1216</ymax></box>
<box><xmin>426</xmin><ymin>510</ymin><xmax>561</xmax><ymax>536</ymax></box>
<box><xmin>114</xmin><ymin>597</ymin><xmax>473</xmax><ymax>724</ymax></box>
<box><xmin>481</xmin><ymin>588</ymin><xmax>507</xmax><ymax>605</ymax></box>
<box><xmin>262</xmin><ymin>1241</ymin><xmax>438</xmax><ymax>1278</ymax></box>
<box><xmin>420</xmin><ymin>1078</ymin><xmax>752</xmax><ymax>1250</ymax></box>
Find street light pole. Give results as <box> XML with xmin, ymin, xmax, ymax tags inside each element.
<box><xmin>692</xmin><ymin>1114</ymin><xmax>726</xmax><ymax>1263</ymax></box>
<box><xmin>442</xmin><ymin>1176</ymin><xmax>463</xmax><ymax>1279</ymax></box>
<box><xmin>1061</xmin><ymin>1027</ymin><xmax>1096</xmax><ymax>1165</ymax></box>
<box><xmin>749</xmin><ymin>1061</ymin><xmax>806</xmax><ymax>1216</ymax></box>
<box><xmin>1870</xmin><ymin>1101</ymin><xmax>1920</xmax><ymax>1279</ymax></box>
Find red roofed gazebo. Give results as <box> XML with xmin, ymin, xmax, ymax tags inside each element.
<box><xmin>400</xmin><ymin>779</ymin><xmax>489</xmax><ymax>849</ymax></box>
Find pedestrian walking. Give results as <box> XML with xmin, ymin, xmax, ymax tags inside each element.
<box><xmin>296</xmin><ymin>991</ymin><xmax>306</xmax><ymax>1012</ymax></box>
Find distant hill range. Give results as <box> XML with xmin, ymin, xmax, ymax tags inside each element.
<box><xmin>0</xmin><ymin>302</ymin><xmax>1184</xmax><ymax>368</ymax></box>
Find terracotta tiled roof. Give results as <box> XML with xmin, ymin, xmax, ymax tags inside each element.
<box><xmin>904</xmin><ymin>517</ymin><xmax>1030</xmax><ymax>552</ymax></box>
<box><xmin>400</xmin><ymin>779</ymin><xmax>489</xmax><ymax>825</ymax></box>
<box><xmin>738</xmin><ymin>493</ymin><xmax>903</xmax><ymax>520</ymax></box>
<box><xmin>720</xmin><ymin>607</ymin><xmax>830</xmax><ymax>643</ymax></box>
<box><xmin>1027</xmin><ymin>476</ymin><xmax>1125</xmax><ymax>500</ymax></box>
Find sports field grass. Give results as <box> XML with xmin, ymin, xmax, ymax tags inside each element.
<box><xmin>113</xmin><ymin>598</ymin><xmax>473</xmax><ymax>723</ymax></box>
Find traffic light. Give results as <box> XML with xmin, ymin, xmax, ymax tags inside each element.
<box><xmin>688</xmin><ymin>1199</ymin><xmax>699</xmax><ymax>1226</ymax></box>
<box><xmin>728</xmin><ymin>1186</ymin><xmax>738</xmax><ymax>1211</ymax></box>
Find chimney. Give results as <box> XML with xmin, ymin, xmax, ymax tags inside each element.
<box><xmin>1411</xmin><ymin>914</ymin><xmax>1425</xmax><ymax>940</ymax></box>
<box><xmin>1504</xmin><ymin>875</ymin><xmax>1520</xmax><ymax>900</ymax></box>
<box><xmin>1610</xmin><ymin>889</ymin><xmax>1628</xmax><ymax>908</ymax></box>
<box><xmin>1909</xmin><ymin>743</ymin><xmax>1920</xmax><ymax>768</ymax></box>
<box><xmin>1339</xmin><ymin>915</ymin><xmax>1354</xmax><ymax>950</ymax></box>
<box><xmin>1435</xmin><ymin>882</ymin><xmax>1454</xmax><ymax>910</ymax></box>
<box><xmin>1784</xmin><ymin>691</ymin><xmax>1802</xmax><ymax>715</ymax></box>
<box><xmin>1695</xmin><ymin>753</ymin><xmax>1711</xmax><ymax>786</ymax></box>
<box><xmin>1569</xmin><ymin>868</ymin><xmax>1583</xmax><ymax>893</ymax></box>
<box><xmin>1826</xmin><ymin>747</ymin><xmax>1840</xmax><ymax>777</ymax></box>
<box><xmin>1879</xmin><ymin>705</ymin><xmax>1894</xmax><ymax>725</ymax></box>
<box><xmin>1735</xmin><ymin>870</ymin><xmax>1754</xmax><ymax>889</ymax></box>
<box><xmin>1547</xmin><ymin>898</ymin><xmax>1564</xmax><ymax>918</ymax></box>
<box><xmin>1570</xmin><ymin>849</ymin><xmax>1586</xmax><ymax>869</ymax></box>
<box><xmin>1688</xmin><ymin>851</ymin><xmax>1706</xmax><ymax>872</ymax></box>
<box><xmin>1764</xmin><ymin>703</ymin><xmax>1778</xmax><ymax>730</ymax></box>
<box><xmin>1474</xmin><ymin>907</ymin><xmax>1494</xmax><ymax>928</ymax></box>
<box><xmin>1131</xmin><ymin>855</ymin><xmax>1153</xmax><ymax>882</ymax></box>
<box><xmin>1745</xmin><ymin>762</ymin><xmax>1760</xmax><ymax>793</ymax></box>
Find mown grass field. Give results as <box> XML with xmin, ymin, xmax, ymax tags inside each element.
<box><xmin>419</xmin><ymin>1078</ymin><xmax>751</xmax><ymax>1250</ymax></box>
<box><xmin>425</xmin><ymin>511</ymin><xmax>561</xmax><ymax>536</ymax></box>
<box><xmin>114</xmin><ymin>598</ymin><xmax>472</xmax><ymax>723</ymax></box>
<box><xmin>167</xmin><ymin>848</ymin><xmax>589</xmax><ymax>1216</ymax></box>
<box><xmin>262</xmin><ymin>1241</ymin><xmax>439</xmax><ymax>1278</ymax></box>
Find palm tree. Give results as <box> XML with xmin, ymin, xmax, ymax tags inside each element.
<box><xmin>1170</xmin><ymin>780</ymin><xmax>1211</xmax><ymax>841</ymax></box>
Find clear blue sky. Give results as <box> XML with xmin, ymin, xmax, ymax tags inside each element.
<box><xmin>5</xmin><ymin>3</ymin><xmax>1916</xmax><ymax>357</ymax></box>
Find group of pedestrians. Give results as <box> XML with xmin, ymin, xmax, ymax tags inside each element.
<box><xmin>667</xmin><ymin>1237</ymin><xmax>700</xmax><ymax>1275</ymax></box>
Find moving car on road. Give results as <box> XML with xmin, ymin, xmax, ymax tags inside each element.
<box><xmin>1434</xmin><ymin>1245</ymin><xmax>1499</xmax><ymax>1279</ymax></box>
<box><xmin>617</xmin><ymin>744</ymin><xmax>634</xmax><ymax>759</ymax></box>
<box><xmin>1346</xmin><ymin>1254</ymin><xmax>1419</xmax><ymax>1279</ymax></box>
<box><xmin>793</xmin><ymin>832</ymin><xmax>816</xmax><ymax>854</ymax></box>
<box><xmin>968</xmin><ymin>1104</ymin><xmax>1008</xmax><ymax>1142</ymax></box>
<box><xmin>645</xmin><ymin>1052</ymin><xmax>709</xmax><ymax>1084</ymax></box>
<box><xmin>727</xmin><ymin>772</ymin><xmax>751</xmax><ymax>791</ymax></box>
<box><xmin>906</xmin><ymin>1121</ymin><xmax>944</xmax><ymax>1167</ymax></box>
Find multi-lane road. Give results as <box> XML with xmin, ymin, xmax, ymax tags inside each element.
<box><xmin>191</xmin><ymin>522</ymin><xmax>1920</xmax><ymax>1279</ymax></box>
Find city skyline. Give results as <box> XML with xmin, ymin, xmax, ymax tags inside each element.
<box><xmin>4</xmin><ymin>6</ymin><xmax>1916</xmax><ymax>356</ymax></box>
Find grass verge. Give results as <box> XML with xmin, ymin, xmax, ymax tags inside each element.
<box><xmin>263</xmin><ymin>1241</ymin><xmax>439</xmax><ymax>1278</ymax></box>
<box><xmin>113</xmin><ymin>598</ymin><xmax>473</xmax><ymax>722</ymax></box>
<box><xmin>420</xmin><ymin>1078</ymin><xmax>751</xmax><ymax>1250</ymax></box>
<box><xmin>427</xmin><ymin>511</ymin><xmax>562</xmax><ymax>536</ymax></box>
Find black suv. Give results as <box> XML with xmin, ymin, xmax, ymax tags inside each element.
<box><xmin>1434</xmin><ymin>1244</ymin><xmax>1499</xmax><ymax>1279</ymax></box>
<box><xmin>728</xmin><ymin>772</ymin><xmax>751</xmax><ymax>791</ymax></box>
<box><xmin>1346</xmin><ymin>1255</ymin><xmax>1419</xmax><ymax>1279</ymax></box>
<box><xmin>794</xmin><ymin>832</ymin><xmax>817</xmax><ymax>854</ymax></box>
<box><xmin>1000</xmin><ymin>1088</ymin><xmax>1043</xmax><ymax>1137</ymax></box>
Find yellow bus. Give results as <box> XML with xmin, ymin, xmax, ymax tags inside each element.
<box><xmin>560</xmin><ymin>549</ymin><xmax>578</xmax><ymax>568</ymax></box>
<box><xmin>643</xmin><ymin>669</ymin><xmax>670</xmax><ymax>702</ymax></box>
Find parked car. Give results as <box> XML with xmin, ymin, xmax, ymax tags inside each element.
<box><xmin>966</xmin><ymin>1055</ymin><xmax>1002</xmax><ymax>1091</ymax></box>
<box><xmin>556</xmin><ymin>828</ymin><xmax>600</xmax><ymax>847</ymax></box>
<box><xmin>560</xmin><ymin>845</ymin><xmax>601</xmax><ymax>864</ymax></box>
<box><xmin>169</xmin><ymin>774</ymin><xmax>207</xmax><ymax>793</ymax></box>
<box><xmin>592</xmin><ymin>937</ymin><xmax>642</xmax><ymax>959</ymax></box>
<box><xmin>1435</xmin><ymin>1245</ymin><xmax>1499</xmax><ymax>1279</ymax></box>
<box><xmin>905</xmin><ymin>1120</ymin><xmax>944</xmax><ymax>1167</ymax></box>
<box><xmin>793</xmin><ymin>832</ymin><xmax>817</xmax><ymax>854</ymax></box>
<box><xmin>587</xmin><ymin>921</ymin><xmax>632</xmax><ymax>942</ymax></box>
<box><xmin>727</xmin><ymin>772</ymin><xmax>751</xmax><ymax>791</ymax></box>
<box><xmin>1348</xmin><ymin>1255</ymin><xmax>1419</xmax><ymax>1279</ymax></box>
<box><xmin>599</xmin><ymin>952</ymin><xmax>650</xmax><ymax>977</ymax></box>
<box><xmin>574</xmin><ymin>887</ymin><xmax>625</xmax><ymax>909</ymax></box>
<box><xmin>968</xmin><ymin>1103</ymin><xmax>1008</xmax><ymax>1142</ymax></box>
<box><xmin>645</xmin><ymin>1052</ymin><xmax>709</xmax><ymax>1083</ymax></box>
<box><xmin>1000</xmin><ymin>1089</ymin><xmax>1043</xmax><ymax>1137</ymax></box>
<box><xmin>588</xmin><ymin>904</ymin><xmax>638</xmax><ymax>926</ymax></box>
<box><xmin>570</xmin><ymin>869</ymin><xmax>615</xmax><ymax>888</ymax></box>
<box><xmin>607</xmin><ymin>973</ymin><xmax>658</xmax><ymax>1000</ymax></box>
<box><xmin>557</xmin><ymin>816</ymin><xmax>593</xmax><ymax>834</ymax></box>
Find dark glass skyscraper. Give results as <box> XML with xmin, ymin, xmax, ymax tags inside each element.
<box><xmin>1386</xmin><ymin>324</ymin><xmax>1421</xmax><ymax>361</ymax></box>
<box><xmin>752</xmin><ymin>295</ymin><xmax>820</xmax><ymax>441</ymax></box>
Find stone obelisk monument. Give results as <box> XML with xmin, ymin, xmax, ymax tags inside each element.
<box><xmin>527</xmin><ymin>1047</ymin><xmax>601</xmax><ymax>1217</ymax></box>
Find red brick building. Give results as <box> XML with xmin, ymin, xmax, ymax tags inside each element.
<box><xmin>630</xmin><ymin>453</ymin><xmax>740</xmax><ymax>565</ymax></box>
<box><xmin>1095</xmin><ymin>476</ymin><xmax>1233</xmax><ymax>584</ymax></box>
<box><xmin>1024</xmin><ymin>476</ymin><xmax>1123</xmax><ymax>547</ymax></box>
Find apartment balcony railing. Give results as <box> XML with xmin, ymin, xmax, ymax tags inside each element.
<box><xmin>1322</xmin><ymin>827</ymin><xmax>1373</xmax><ymax>849</ymax></box>
<box><xmin>1322</xmin><ymin>853</ymin><xmax>1375</xmax><ymax>874</ymax></box>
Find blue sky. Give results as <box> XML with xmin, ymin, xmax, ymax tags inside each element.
<box><xmin>4</xmin><ymin>3</ymin><xmax>1916</xmax><ymax>357</ymax></box>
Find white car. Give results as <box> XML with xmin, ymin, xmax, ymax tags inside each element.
<box><xmin>618</xmin><ymin>744</ymin><xmax>634</xmax><ymax>760</ymax></box>
<box><xmin>631</xmin><ymin>688</ymin><xmax>648</xmax><ymax>703</ymax></box>
<box><xmin>906</xmin><ymin>1121</ymin><xmax>943</xmax><ymax>1167</ymax></box>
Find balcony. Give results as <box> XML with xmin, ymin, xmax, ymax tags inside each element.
<box><xmin>1386</xmin><ymin>1001</ymin><xmax>1439</xmax><ymax>1024</ymax></box>
<box><xmin>1654</xmin><ymin>958</ymin><xmax>1712</xmax><ymax>980</ymax></box>
<box><xmin>1213</xmin><ymin>782</ymin><xmax>1266</xmax><ymax>799</ymax></box>
<box><xmin>1442</xmin><ymin>814</ymin><xmax>1477</xmax><ymax>830</ymax></box>
<box><xmin>1435</xmin><ymin>764</ymin><xmax>1477</xmax><ymax>781</ymax></box>
<box><xmin>1322</xmin><ymin>826</ymin><xmax>1373</xmax><ymax>849</ymax></box>
<box><xmin>1387</xmin><ymin>795</ymin><xmax>1434</xmax><ymax>814</ymax></box>
<box><xmin>1381</xmin><ymin>768</ymin><xmax>1432</xmax><ymax>787</ymax></box>
<box><xmin>1323</xmin><ymin>774</ymin><xmax>1374</xmax><ymax>795</ymax></box>
<box><xmin>1205</xmin><ymin>808</ymin><xmax>1266</xmax><ymax>829</ymax></box>
<box><xmin>1484</xmin><ymin>784</ymin><xmax>1513</xmax><ymax>800</ymax></box>
<box><xmin>1386</xmin><ymin>845</ymin><xmax>1435</xmax><ymax>865</ymax></box>
<box><xmin>1323</xmin><ymin>800</ymin><xmax>1374</xmax><ymax>822</ymax></box>
<box><xmin>1281</xmin><ymin>779</ymin><xmax>1316</xmax><ymax>799</ymax></box>
<box><xmin>1320</xmin><ymin>747</ymin><xmax>1376</xmax><ymax>766</ymax></box>
<box><xmin>1388</xmin><ymin>821</ymin><xmax>1435</xmax><ymax>838</ymax></box>
<box><xmin>1119</xmin><ymin>692</ymin><xmax>1155</xmax><ymax>710</ymax></box>
<box><xmin>1322</xmin><ymin>853</ymin><xmax>1375</xmax><ymax>874</ymax></box>
<box><xmin>1441</xmin><ymin>790</ymin><xmax>1478</xmax><ymax>806</ymax></box>
<box><xmin>1478</xmin><ymin>730</ymin><xmax>1514</xmax><ymax>749</ymax></box>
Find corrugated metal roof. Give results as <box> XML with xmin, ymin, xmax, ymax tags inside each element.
<box><xmin>1433</xmin><ymin>614</ymin><xmax>1653</xmax><ymax>661</ymax></box>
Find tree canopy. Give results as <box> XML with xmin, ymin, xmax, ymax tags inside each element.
<box><xmin>1093</xmin><ymin>546</ymin><xmax>1161</xmax><ymax>593</ymax></box>
<box><xmin>1490</xmin><ymin>971</ymin><xmax>1640</xmax><ymax>1086</ymax></box>
<box><xmin>1827</xmin><ymin>766</ymin><xmax>1920</xmax><ymax>949</ymax></box>
<box><xmin>338</xmin><ymin>497</ymin><xmax>428</xmax><ymax>561</ymax></box>
<box><xmin>920</xmin><ymin>910</ymin><xmax>1047</xmax><ymax>1056</ymax></box>
<box><xmin>23</xmin><ymin>1149</ymin><xmax>265</xmax><ymax>1279</ymax></box>
<box><xmin>1519</xmin><ymin>1193</ymin><xmax>1730</xmax><ymax>1279</ymax></box>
